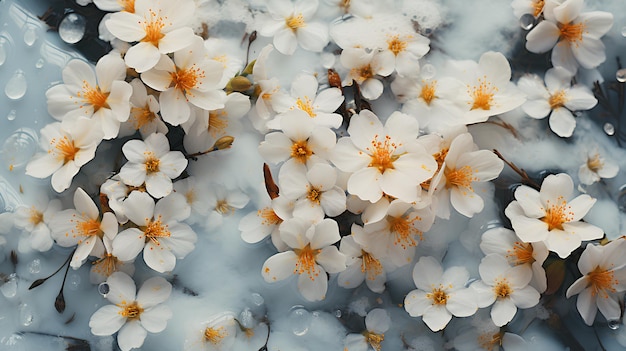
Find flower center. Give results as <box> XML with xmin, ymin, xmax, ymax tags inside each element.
<box><xmin>587</xmin><ymin>154</ymin><xmax>603</xmax><ymax>173</ymax></box>
<box><xmin>92</xmin><ymin>253</ymin><xmax>120</xmax><ymax>277</ymax></box>
<box><xmin>559</xmin><ymin>22</ymin><xmax>585</xmax><ymax>44</ymax></box>
<box><xmin>170</xmin><ymin>66</ymin><xmax>203</xmax><ymax>94</ymax></box>
<box><xmin>144</xmin><ymin>216</ymin><xmax>171</xmax><ymax>245</ymax></box>
<box><xmin>144</xmin><ymin>153</ymin><xmax>160</xmax><ymax>174</ymax></box>
<box><xmin>361</xmin><ymin>250</ymin><xmax>383</xmax><ymax>280</ymax></box>
<box><xmin>259</xmin><ymin>207</ymin><xmax>282</xmax><ymax>226</ymax></box>
<box><xmin>290</xmin><ymin>140</ymin><xmax>313</xmax><ymax>164</ymax></box>
<box><xmin>307</xmin><ymin>186</ymin><xmax>322</xmax><ymax>204</ymax></box>
<box><xmin>77</xmin><ymin>218</ymin><xmax>103</xmax><ymax>238</ymax></box>
<box><xmin>353</xmin><ymin>64</ymin><xmax>374</xmax><ymax>83</ymax></box>
<box><xmin>387</xmin><ymin>35</ymin><xmax>408</xmax><ymax>56</ymax></box>
<box><xmin>508</xmin><ymin>241</ymin><xmax>535</xmax><ymax>265</ymax></box>
<box><xmin>445</xmin><ymin>165</ymin><xmax>476</xmax><ymax>189</ymax></box>
<box><xmin>494</xmin><ymin>278</ymin><xmax>512</xmax><ymax>299</ymax></box>
<box><xmin>131</xmin><ymin>105</ymin><xmax>157</xmax><ymax>130</ymax></box>
<box><xmin>119</xmin><ymin>301</ymin><xmax>144</xmax><ymax>320</ymax></box>
<box><xmin>141</xmin><ymin>9</ymin><xmax>166</xmax><ymax>46</ymax></box>
<box><xmin>388</xmin><ymin>215</ymin><xmax>421</xmax><ymax>249</ymax></box>
<box><xmin>121</xmin><ymin>0</ymin><xmax>135</xmax><ymax>13</ymax></box>
<box><xmin>548</xmin><ymin>90</ymin><xmax>568</xmax><ymax>109</ymax></box>
<box><xmin>587</xmin><ymin>266</ymin><xmax>617</xmax><ymax>298</ymax></box>
<box><xmin>469</xmin><ymin>76</ymin><xmax>497</xmax><ymax>110</ymax></box>
<box><xmin>54</xmin><ymin>136</ymin><xmax>79</xmax><ymax>164</ymax></box>
<box><xmin>29</xmin><ymin>208</ymin><xmax>44</xmax><ymax>225</ymax></box>
<box><xmin>532</xmin><ymin>0</ymin><xmax>544</xmax><ymax>17</ymax></box>
<box><xmin>204</xmin><ymin>326</ymin><xmax>227</xmax><ymax>345</ymax></box>
<box><xmin>478</xmin><ymin>331</ymin><xmax>503</xmax><ymax>351</ymax></box>
<box><xmin>81</xmin><ymin>84</ymin><xmax>110</xmax><ymax>112</ymax></box>
<box><xmin>294</xmin><ymin>244</ymin><xmax>321</xmax><ymax>279</ymax></box>
<box><xmin>541</xmin><ymin>197</ymin><xmax>572</xmax><ymax>231</ymax></box>
<box><xmin>427</xmin><ymin>286</ymin><xmax>448</xmax><ymax>305</ymax></box>
<box><xmin>295</xmin><ymin>97</ymin><xmax>316</xmax><ymax>117</ymax></box>
<box><xmin>367</xmin><ymin>135</ymin><xmax>399</xmax><ymax>173</ymax></box>
<box><xmin>286</xmin><ymin>14</ymin><xmax>305</xmax><ymax>31</ymax></box>
<box><xmin>363</xmin><ymin>331</ymin><xmax>384</xmax><ymax>351</ymax></box>
<box><xmin>215</xmin><ymin>199</ymin><xmax>234</xmax><ymax>215</ymax></box>
<box><xmin>420</xmin><ymin>80</ymin><xmax>437</xmax><ymax>105</ymax></box>
<box><xmin>208</xmin><ymin>111</ymin><xmax>229</xmax><ymax>137</ymax></box>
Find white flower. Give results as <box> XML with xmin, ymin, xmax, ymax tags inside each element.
<box><xmin>471</xmin><ymin>254</ymin><xmax>540</xmax><ymax>327</ymax></box>
<box><xmin>338</xmin><ymin>224</ymin><xmax>388</xmax><ymax>293</ymax></box>
<box><xmin>119</xmin><ymin>78</ymin><xmax>167</xmax><ymax>139</ymax></box>
<box><xmin>452</xmin><ymin>316</ymin><xmax>529</xmax><ymax>351</ymax></box>
<box><xmin>105</xmin><ymin>0</ymin><xmax>196</xmax><ymax>72</ymax></box>
<box><xmin>261</xmin><ymin>218</ymin><xmax>346</xmax><ymax>301</ymax></box>
<box><xmin>376</xmin><ymin>30</ymin><xmax>430</xmax><ymax>78</ymax></box>
<box><xmin>119</xmin><ymin>132</ymin><xmax>188</xmax><ymax>199</ymax></box>
<box><xmin>343</xmin><ymin>309</ymin><xmax>390</xmax><ymax>351</ymax></box>
<box><xmin>578</xmin><ymin>149</ymin><xmax>618</xmax><ymax>185</ymax></box>
<box><xmin>269</xmin><ymin>73</ymin><xmax>344</xmax><ymax>129</ymax></box>
<box><xmin>505</xmin><ymin>173</ymin><xmax>603</xmax><ymax>258</ymax></box>
<box><xmin>141</xmin><ymin>37</ymin><xmax>226</xmax><ymax>125</ymax></box>
<box><xmin>456</xmin><ymin>51</ymin><xmax>525</xmax><ymax>124</ymax></box>
<box><xmin>340</xmin><ymin>48</ymin><xmax>394</xmax><ymax>100</ymax></box>
<box><xmin>13</xmin><ymin>194</ymin><xmax>61</xmax><ymax>252</ymax></box>
<box><xmin>511</xmin><ymin>0</ymin><xmax>547</xmax><ymax>19</ymax></box>
<box><xmin>205</xmin><ymin>184</ymin><xmax>250</xmax><ymax>229</ymax></box>
<box><xmin>239</xmin><ymin>195</ymin><xmax>293</xmax><ymax>251</ymax></box>
<box><xmin>26</xmin><ymin>118</ymin><xmax>103</xmax><ymax>193</ymax></box>
<box><xmin>112</xmin><ymin>191</ymin><xmax>196</xmax><ymax>273</ymax></box>
<box><xmin>430</xmin><ymin>133</ymin><xmax>504</xmax><ymax>218</ymax></box>
<box><xmin>186</xmin><ymin>312</ymin><xmax>238</xmax><ymax>351</ymax></box>
<box><xmin>89</xmin><ymin>272</ymin><xmax>172</xmax><ymax>351</ymax></box>
<box><xmin>172</xmin><ymin>177</ymin><xmax>211</xmax><ymax>225</ymax></box>
<box><xmin>50</xmin><ymin>188</ymin><xmax>118</xmax><ymax>269</ymax></box>
<box><xmin>278</xmin><ymin>162</ymin><xmax>346</xmax><ymax>224</ymax></box>
<box><xmin>525</xmin><ymin>0</ymin><xmax>613</xmax><ymax>73</ymax></box>
<box><xmin>566</xmin><ymin>239</ymin><xmax>626</xmax><ymax>325</ymax></box>
<box><xmin>46</xmin><ymin>55</ymin><xmax>132</xmax><ymax>139</ymax></box>
<box><xmin>93</xmin><ymin>0</ymin><xmax>135</xmax><ymax>12</ymax></box>
<box><xmin>260</xmin><ymin>0</ymin><xmax>329</xmax><ymax>55</ymax></box>
<box><xmin>404</xmin><ymin>256</ymin><xmax>477</xmax><ymax>331</ymax></box>
<box><xmin>480</xmin><ymin>227</ymin><xmax>548</xmax><ymax>293</ymax></box>
<box><xmin>91</xmin><ymin>233</ymin><xmax>135</xmax><ymax>284</ymax></box>
<box><xmin>331</xmin><ymin>110</ymin><xmax>436</xmax><ymax>203</ymax></box>
<box><xmin>100</xmin><ymin>175</ymin><xmax>134</xmax><ymax>224</ymax></box>
<box><xmin>517</xmin><ymin>67</ymin><xmax>597</xmax><ymax>137</ymax></box>
<box><xmin>258</xmin><ymin>109</ymin><xmax>336</xmax><ymax>168</ymax></box>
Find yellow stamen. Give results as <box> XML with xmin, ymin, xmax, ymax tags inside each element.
<box><xmin>307</xmin><ymin>187</ymin><xmax>322</xmax><ymax>204</ymax></box>
<box><xmin>77</xmin><ymin>218</ymin><xmax>103</xmax><ymax>238</ymax></box>
<box><xmin>469</xmin><ymin>76</ymin><xmax>497</xmax><ymax>110</ymax></box>
<box><xmin>294</xmin><ymin>244</ymin><xmax>321</xmax><ymax>280</ymax></box>
<box><xmin>53</xmin><ymin>136</ymin><xmax>79</xmax><ymax>164</ymax></box>
<box><xmin>29</xmin><ymin>208</ymin><xmax>44</xmax><ymax>225</ymax></box>
<box><xmin>290</xmin><ymin>140</ymin><xmax>313</xmax><ymax>164</ymax></box>
<box><xmin>478</xmin><ymin>331</ymin><xmax>503</xmax><ymax>351</ymax></box>
<box><xmin>92</xmin><ymin>253</ymin><xmax>120</xmax><ymax>277</ymax></box>
<box><xmin>204</xmin><ymin>326</ymin><xmax>227</xmax><ymax>345</ymax></box>
<box><xmin>296</xmin><ymin>97</ymin><xmax>316</xmax><ymax>117</ymax></box>
<box><xmin>445</xmin><ymin>165</ymin><xmax>476</xmax><ymax>189</ymax></box>
<box><xmin>352</xmin><ymin>65</ymin><xmax>374</xmax><ymax>84</ymax></box>
<box><xmin>548</xmin><ymin>90</ymin><xmax>568</xmax><ymax>109</ymax></box>
<box><xmin>215</xmin><ymin>199</ymin><xmax>234</xmax><ymax>215</ymax></box>
<box><xmin>119</xmin><ymin>301</ymin><xmax>143</xmax><ymax>320</ymax></box>
<box><xmin>387</xmin><ymin>35</ymin><xmax>408</xmax><ymax>56</ymax></box>
<box><xmin>144</xmin><ymin>153</ymin><xmax>160</xmax><ymax>174</ymax></box>
<box><xmin>131</xmin><ymin>105</ymin><xmax>157</xmax><ymax>130</ymax></box>
<box><xmin>119</xmin><ymin>0</ymin><xmax>135</xmax><ymax>13</ymax></box>
<box><xmin>286</xmin><ymin>14</ymin><xmax>305</xmax><ymax>30</ymax></box>
<box><xmin>587</xmin><ymin>154</ymin><xmax>603</xmax><ymax>173</ymax></box>
<box><xmin>144</xmin><ymin>216</ymin><xmax>171</xmax><ymax>245</ymax></box>
<box><xmin>532</xmin><ymin>0</ymin><xmax>544</xmax><ymax>17</ymax></box>
<box><xmin>426</xmin><ymin>286</ymin><xmax>448</xmax><ymax>305</ymax></box>
<box><xmin>541</xmin><ymin>197</ymin><xmax>573</xmax><ymax>231</ymax></box>
<box><xmin>559</xmin><ymin>22</ymin><xmax>585</xmax><ymax>44</ymax></box>
<box><xmin>388</xmin><ymin>215</ymin><xmax>421</xmax><ymax>249</ymax></box>
<box><xmin>367</xmin><ymin>135</ymin><xmax>399</xmax><ymax>173</ymax></box>
<box><xmin>80</xmin><ymin>83</ymin><xmax>110</xmax><ymax>112</ymax></box>
<box><xmin>170</xmin><ymin>65</ymin><xmax>204</xmax><ymax>94</ymax></box>
<box><xmin>420</xmin><ymin>80</ymin><xmax>437</xmax><ymax>105</ymax></box>
<box><xmin>363</xmin><ymin>331</ymin><xmax>384</xmax><ymax>351</ymax></box>
<box><xmin>587</xmin><ymin>266</ymin><xmax>618</xmax><ymax>298</ymax></box>
<box><xmin>494</xmin><ymin>279</ymin><xmax>512</xmax><ymax>298</ymax></box>
<box><xmin>208</xmin><ymin>111</ymin><xmax>229</xmax><ymax>137</ymax></box>
<box><xmin>141</xmin><ymin>9</ymin><xmax>166</xmax><ymax>46</ymax></box>
<box><xmin>507</xmin><ymin>241</ymin><xmax>535</xmax><ymax>265</ymax></box>
<box><xmin>361</xmin><ymin>250</ymin><xmax>383</xmax><ymax>280</ymax></box>
<box><xmin>258</xmin><ymin>208</ymin><xmax>282</xmax><ymax>226</ymax></box>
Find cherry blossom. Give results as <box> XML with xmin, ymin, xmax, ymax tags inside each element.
<box><xmin>239</xmin><ymin>195</ymin><xmax>293</xmax><ymax>251</ymax></box>
<box><xmin>13</xmin><ymin>194</ymin><xmax>61</xmax><ymax>252</ymax></box>
<box><xmin>338</xmin><ymin>224</ymin><xmax>389</xmax><ymax>293</ymax></box>
<box><xmin>578</xmin><ymin>149</ymin><xmax>618</xmax><ymax>185</ymax></box>
<box><xmin>340</xmin><ymin>48</ymin><xmax>394</xmax><ymax>100</ymax></box>
<box><xmin>118</xmin><ymin>78</ymin><xmax>167</xmax><ymax>138</ymax></box>
<box><xmin>343</xmin><ymin>309</ymin><xmax>390</xmax><ymax>351</ymax></box>
<box><xmin>89</xmin><ymin>272</ymin><xmax>172</xmax><ymax>351</ymax></box>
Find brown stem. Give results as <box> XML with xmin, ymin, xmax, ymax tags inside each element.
<box><xmin>493</xmin><ymin>149</ymin><xmax>541</xmax><ymax>190</ymax></box>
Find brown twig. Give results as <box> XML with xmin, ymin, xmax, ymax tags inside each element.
<box><xmin>493</xmin><ymin>149</ymin><xmax>541</xmax><ymax>190</ymax></box>
<box><xmin>482</xmin><ymin>119</ymin><xmax>520</xmax><ymax>139</ymax></box>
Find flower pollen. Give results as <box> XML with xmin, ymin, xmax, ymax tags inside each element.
<box><xmin>478</xmin><ymin>331</ymin><xmax>503</xmax><ymax>351</ymax></box>
<box><xmin>427</xmin><ymin>286</ymin><xmax>449</xmax><ymax>306</ymax></box>
<box><xmin>469</xmin><ymin>76</ymin><xmax>497</xmax><ymax>110</ymax></box>
<box><xmin>541</xmin><ymin>198</ymin><xmax>573</xmax><ymax>231</ymax></box>
<box><xmin>548</xmin><ymin>90</ymin><xmax>568</xmax><ymax>109</ymax></box>
<box><xmin>170</xmin><ymin>65</ymin><xmax>204</xmax><ymax>95</ymax></box>
<box><xmin>494</xmin><ymin>278</ymin><xmax>513</xmax><ymax>299</ymax></box>
<box><xmin>144</xmin><ymin>216</ymin><xmax>171</xmax><ymax>245</ymax></box>
<box><xmin>215</xmin><ymin>199</ymin><xmax>234</xmax><ymax>215</ymax></box>
<box><xmin>363</xmin><ymin>331</ymin><xmax>384</xmax><ymax>351</ymax></box>
<box><xmin>53</xmin><ymin>136</ymin><xmax>79</xmax><ymax>164</ymax></box>
<box><xmin>144</xmin><ymin>153</ymin><xmax>160</xmax><ymax>174</ymax></box>
<box><xmin>294</xmin><ymin>244</ymin><xmax>321</xmax><ymax>280</ymax></box>
<box><xmin>290</xmin><ymin>140</ymin><xmax>313</xmax><ymax>163</ymax></box>
<box><xmin>367</xmin><ymin>135</ymin><xmax>399</xmax><ymax>173</ymax></box>
<box><xmin>77</xmin><ymin>218</ymin><xmax>103</xmax><ymax>238</ymax></box>
<box><xmin>559</xmin><ymin>22</ymin><xmax>585</xmax><ymax>44</ymax></box>
<box><xmin>29</xmin><ymin>208</ymin><xmax>44</xmax><ymax>225</ymax></box>
<box><xmin>121</xmin><ymin>0</ymin><xmax>135</xmax><ymax>13</ymax></box>
<box><xmin>131</xmin><ymin>105</ymin><xmax>157</xmax><ymax>130</ymax></box>
<box><xmin>361</xmin><ymin>250</ymin><xmax>383</xmax><ymax>280</ymax></box>
<box><xmin>259</xmin><ymin>208</ymin><xmax>282</xmax><ymax>226</ymax></box>
<box><xmin>420</xmin><ymin>80</ymin><xmax>437</xmax><ymax>105</ymax></box>
<box><xmin>388</xmin><ymin>215</ymin><xmax>421</xmax><ymax>249</ymax></box>
<box><xmin>286</xmin><ymin>13</ymin><xmax>305</xmax><ymax>31</ymax></box>
<box><xmin>204</xmin><ymin>326</ymin><xmax>227</xmax><ymax>345</ymax></box>
<box><xmin>141</xmin><ymin>9</ymin><xmax>167</xmax><ymax>46</ymax></box>
<box><xmin>208</xmin><ymin>111</ymin><xmax>229</xmax><ymax>137</ymax></box>
<box><xmin>306</xmin><ymin>186</ymin><xmax>322</xmax><ymax>204</ymax></box>
<box><xmin>587</xmin><ymin>266</ymin><xmax>618</xmax><ymax>298</ymax></box>
<box><xmin>296</xmin><ymin>97</ymin><xmax>316</xmax><ymax>117</ymax></box>
<box><xmin>587</xmin><ymin>154</ymin><xmax>603</xmax><ymax>173</ymax></box>
<box><xmin>507</xmin><ymin>241</ymin><xmax>535</xmax><ymax>265</ymax></box>
<box><xmin>80</xmin><ymin>83</ymin><xmax>110</xmax><ymax>112</ymax></box>
<box><xmin>119</xmin><ymin>301</ymin><xmax>143</xmax><ymax>320</ymax></box>
<box><xmin>532</xmin><ymin>0</ymin><xmax>544</xmax><ymax>17</ymax></box>
<box><xmin>92</xmin><ymin>253</ymin><xmax>120</xmax><ymax>277</ymax></box>
<box><xmin>387</xmin><ymin>35</ymin><xmax>408</xmax><ymax>56</ymax></box>
<box><xmin>445</xmin><ymin>165</ymin><xmax>476</xmax><ymax>189</ymax></box>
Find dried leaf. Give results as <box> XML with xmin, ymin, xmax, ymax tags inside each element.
<box><xmin>29</xmin><ymin>278</ymin><xmax>46</xmax><ymax>290</ymax></box>
<box><xmin>544</xmin><ymin>259</ymin><xmax>566</xmax><ymax>295</ymax></box>
<box><xmin>55</xmin><ymin>290</ymin><xmax>66</xmax><ymax>313</ymax></box>
<box><xmin>263</xmin><ymin>163</ymin><xmax>279</xmax><ymax>199</ymax></box>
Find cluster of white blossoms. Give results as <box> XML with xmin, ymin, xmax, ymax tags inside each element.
<box><xmin>3</xmin><ymin>0</ymin><xmax>622</xmax><ymax>349</ymax></box>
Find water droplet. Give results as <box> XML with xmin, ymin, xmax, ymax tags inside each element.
<box><xmin>519</xmin><ymin>14</ymin><xmax>536</xmax><ymax>30</ymax></box>
<box><xmin>2</xmin><ymin>128</ymin><xmax>39</xmax><ymax>169</ymax></box>
<box><xmin>59</xmin><ymin>13</ymin><xmax>86</xmax><ymax>44</ymax></box>
<box><xmin>422</xmin><ymin>27</ymin><xmax>433</xmax><ymax>36</ymax></box>
<box><xmin>5</xmin><ymin>70</ymin><xmax>27</xmax><ymax>100</ymax></box>
<box><xmin>604</xmin><ymin>122</ymin><xmax>615</xmax><ymax>136</ymax></box>
<box><xmin>23</xmin><ymin>27</ymin><xmax>37</xmax><ymax>46</ymax></box>
<box><xmin>35</xmin><ymin>59</ymin><xmax>44</xmax><ymax>68</ymax></box>
<box><xmin>421</xmin><ymin>63</ymin><xmax>436</xmax><ymax>80</ymax></box>
<box><xmin>238</xmin><ymin>308</ymin><xmax>255</xmax><ymax>329</ymax></box>
<box><xmin>609</xmin><ymin>319</ymin><xmax>621</xmax><ymax>330</ymax></box>
<box><xmin>617</xmin><ymin>68</ymin><xmax>626</xmax><ymax>83</ymax></box>
<box><xmin>334</xmin><ymin>309</ymin><xmax>342</xmax><ymax>318</ymax></box>
<box><xmin>621</xmin><ymin>26</ymin><xmax>626</xmax><ymax>37</ymax></box>
<box><xmin>618</xmin><ymin>185</ymin><xmax>626</xmax><ymax>212</ymax></box>
<box><xmin>289</xmin><ymin>305</ymin><xmax>311</xmax><ymax>336</ymax></box>
<box><xmin>251</xmin><ymin>293</ymin><xmax>264</xmax><ymax>306</ymax></box>
<box><xmin>68</xmin><ymin>273</ymin><xmax>81</xmax><ymax>290</ymax></box>
<box><xmin>6</xmin><ymin>110</ymin><xmax>16</xmax><ymax>121</ymax></box>
<box><xmin>28</xmin><ymin>259</ymin><xmax>41</xmax><ymax>274</ymax></box>
<box><xmin>18</xmin><ymin>303</ymin><xmax>34</xmax><ymax>326</ymax></box>
<box><xmin>0</xmin><ymin>273</ymin><xmax>17</xmax><ymax>298</ymax></box>
<box><xmin>0</xmin><ymin>37</ymin><xmax>8</xmax><ymax>66</ymax></box>
<box><xmin>98</xmin><ymin>282</ymin><xmax>110</xmax><ymax>297</ymax></box>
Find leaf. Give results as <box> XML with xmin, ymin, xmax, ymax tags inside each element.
<box><xmin>263</xmin><ymin>163</ymin><xmax>279</xmax><ymax>199</ymax></box>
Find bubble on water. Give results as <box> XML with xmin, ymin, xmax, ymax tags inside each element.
<box><xmin>6</xmin><ymin>110</ymin><xmax>16</xmax><ymax>121</ymax></box>
<box><xmin>68</xmin><ymin>273</ymin><xmax>81</xmax><ymax>290</ymax></box>
<box><xmin>617</xmin><ymin>68</ymin><xmax>626</xmax><ymax>83</ymax></box>
<box><xmin>35</xmin><ymin>59</ymin><xmax>44</xmax><ymax>68</ymax></box>
<box><xmin>239</xmin><ymin>308</ymin><xmax>255</xmax><ymax>329</ymax></box>
<box><xmin>621</xmin><ymin>26</ymin><xmax>626</xmax><ymax>37</ymax></box>
<box><xmin>18</xmin><ymin>303</ymin><xmax>34</xmax><ymax>326</ymax></box>
<box><xmin>0</xmin><ymin>37</ymin><xmax>8</xmax><ymax>66</ymax></box>
<box><xmin>421</xmin><ymin>63</ymin><xmax>436</xmax><ymax>79</ymax></box>
<box><xmin>28</xmin><ymin>259</ymin><xmax>41</xmax><ymax>274</ymax></box>
<box><xmin>334</xmin><ymin>309</ymin><xmax>342</xmax><ymax>318</ymax></box>
<box><xmin>289</xmin><ymin>305</ymin><xmax>311</xmax><ymax>336</ymax></box>
<box><xmin>59</xmin><ymin>13</ymin><xmax>87</xmax><ymax>44</ymax></box>
<box><xmin>23</xmin><ymin>27</ymin><xmax>37</xmax><ymax>46</ymax></box>
<box><xmin>604</xmin><ymin>122</ymin><xmax>615</xmax><ymax>136</ymax></box>
<box><xmin>618</xmin><ymin>185</ymin><xmax>626</xmax><ymax>212</ymax></box>
<box><xmin>0</xmin><ymin>273</ymin><xmax>17</xmax><ymax>298</ymax></box>
<box><xmin>98</xmin><ymin>282</ymin><xmax>110</xmax><ymax>297</ymax></box>
<box><xmin>609</xmin><ymin>320</ymin><xmax>621</xmax><ymax>330</ymax></box>
<box><xmin>251</xmin><ymin>293</ymin><xmax>264</xmax><ymax>306</ymax></box>
<box><xmin>519</xmin><ymin>13</ymin><xmax>536</xmax><ymax>30</ymax></box>
<box><xmin>5</xmin><ymin>70</ymin><xmax>27</xmax><ymax>100</ymax></box>
<box><xmin>2</xmin><ymin>128</ymin><xmax>39</xmax><ymax>169</ymax></box>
